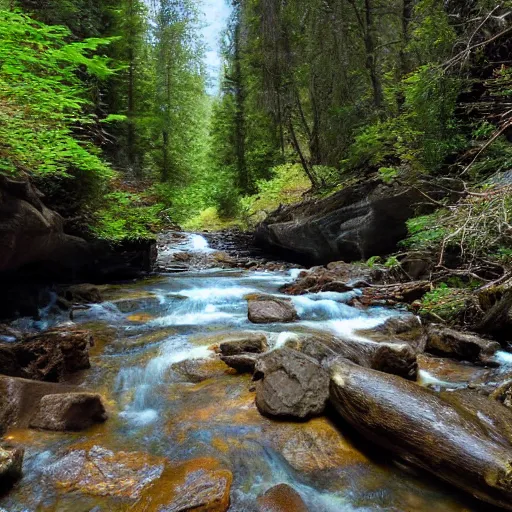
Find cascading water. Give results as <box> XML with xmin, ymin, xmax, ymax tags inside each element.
<box><xmin>0</xmin><ymin>233</ymin><xmax>496</xmax><ymax>512</ymax></box>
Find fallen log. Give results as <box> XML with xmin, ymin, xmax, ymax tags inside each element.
<box><xmin>330</xmin><ymin>359</ymin><xmax>512</xmax><ymax>510</ymax></box>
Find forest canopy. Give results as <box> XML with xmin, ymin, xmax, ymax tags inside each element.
<box><xmin>0</xmin><ymin>0</ymin><xmax>511</xmax><ymax>251</ymax></box>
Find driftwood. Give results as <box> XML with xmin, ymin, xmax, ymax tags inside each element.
<box><xmin>330</xmin><ymin>359</ymin><xmax>512</xmax><ymax>510</ymax></box>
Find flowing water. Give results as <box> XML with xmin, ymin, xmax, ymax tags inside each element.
<box><xmin>0</xmin><ymin>235</ymin><xmax>501</xmax><ymax>511</ymax></box>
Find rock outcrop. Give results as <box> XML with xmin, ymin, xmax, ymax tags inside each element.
<box><xmin>29</xmin><ymin>393</ymin><xmax>107</xmax><ymax>431</ymax></box>
<box><xmin>248</xmin><ymin>296</ymin><xmax>298</xmax><ymax>324</ymax></box>
<box><xmin>255</xmin><ymin>180</ymin><xmax>422</xmax><ymax>265</ymax></box>
<box><xmin>330</xmin><ymin>359</ymin><xmax>512</xmax><ymax>510</ymax></box>
<box><xmin>0</xmin><ymin>327</ymin><xmax>93</xmax><ymax>382</ymax></box>
<box><xmin>254</xmin><ymin>348</ymin><xmax>329</xmax><ymax>419</ymax></box>
<box><xmin>0</xmin><ymin>175</ymin><xmax>89</xmax><ymax>277</ymax></box>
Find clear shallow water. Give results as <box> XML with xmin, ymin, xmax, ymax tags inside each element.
<box><xmin>0</xmin><ymin>236</ymin><xmax>501</xmax><ymax>511</ymax></box>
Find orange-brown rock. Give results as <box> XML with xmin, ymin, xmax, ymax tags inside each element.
<box><xmin>133</xmin><ymin>457</ymin><xmax>232</xmax><ymax>512</ymax></box>
<box><xmin>44</xmin><ymin>445</ymin><xmax>165</xmax><ymax>500</ymax></box>
<box><xmin>257</xmin><ymin>484</ymin><xmax>309</xmax><ymax>512</ymax></box>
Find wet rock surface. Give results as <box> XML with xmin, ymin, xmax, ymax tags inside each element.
<box><xmin>29</xmin><ymin>392</ymin><xmax>107</xmax><ymax>431</ymax></box>
<box><xmin>426</xmin><ymin>325</ymin><xmax>500</xmax><ymax>363</ymax></box>
<box><xmin>257</xmin><ymin>484</ymin><xmax>309</xmax><ymax>512</ymax></box>
<box><xmin>0</xmin><ymin>327</ymin><xmax>93</xmax><ymax>382</ymax></box>
<box><xmin>44</xmin><ymin>446</ymin><xmax>166</xmax><ymax>500</ymax></box>
<box><xmin>171</xmin><ymin>357</ymin><xmax>230</xmax><ymax>383</ymax></box>
<box><xmin>218</xmin><ymin>332</ymin><xmax>268</xmax><ymax>356</ymax></box>
<box><xmin>0</xmin><ymin>376</ymin><xmax>77</xmax><ymax>430</ymax></box>
<box><xmin>254</xmin><ymin>348</ymin><xmax>329</xmax><ymax>419</ymax></box>
<box><xmin>0</xmin><ymin>446</ymin><xmax>24</xmax><ymax>492</ymax></box>
<box><xmin>248</xmin><ymin>296</ymin><xmax>298</xmax><ymax>324</ymax></box>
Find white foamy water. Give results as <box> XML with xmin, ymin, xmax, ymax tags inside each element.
<box><xmin>495</xmin><ymin>350</ymin><xmax>512</xmax><ymax>365</ymax></box>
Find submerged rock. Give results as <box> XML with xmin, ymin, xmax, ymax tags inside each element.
<box><xmin>44</xmin><ymin>446</ymin><xmax>165</xmax><ymax>500</ymax></box>
<box><xmin>0</xmin><ymin>445</ymin><xmax>24</xmax><ymax>491</ymax></box>
<box><xmin>171</xmin><ymin>358</ymin><xmax>229</xmax><ymax>383</ymax></box>
<box><xmin>248</xmin><ymin>296</ymin><xmax>298</xmax><ymax>324</ymax></box>
<box><xmin>133</xmin><ymin>457</ymin><xmax>232</xmax><ymax>512</ymax></box>
<box><xmin>29</xmin><ymin>393</ymin><xmax>107</xmax><ymax>431</ymax></box>
<box><xmin>254</xmin><ymin>348</ymin><xmax>329</xmax><ymax>419</ymax></box>
<box><xmin>257</xmin><ymin>484</ymin><xmax>309</xmax><ymax>512</ymax></box>
<box><xmin>0</xmin><ymin>326</ymin><xmax>93</xmax><ymax>382</ymax></box>
<box><xmin>426</xmin><ymin>325</ymin><xmax>500</xmax><ymax>363</ymax></box>
<box><xmin>330</xmin><ymin>359</ymin><xmax>512</xmax><ymax>510</ymax></box>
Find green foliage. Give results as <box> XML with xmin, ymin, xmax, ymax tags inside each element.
<box><xmin>402</xmin><ymin>213</ymin><xmax>447</xmax><ymax>250</ymax></box>
<box><xmin>91</xmin><ymin>191</ymin><xmax>163</xmax><ymax>241</ymax></box>
<box><xmin>379</xmin><ymin>167</ymin><xmax>399</xmax><ymax>184</ymax></box>
<box><xmin>419</xmin><ymin>283</ymin><xmax>471</xmax><ymax>323</ymax></box>
<box><xmin>0</xmin><ymin>10</ymin><xmax>114</xmax><ymax>178</ymax></box>
<box><xmin>366</xmin><ymin>256</ymin><xmax>382</xmax><ymax>268</ymax></box>
<box><xmin>239</xmin><ymin>164</ymin><xmax>311</xmax><ymax>226</ymax></box>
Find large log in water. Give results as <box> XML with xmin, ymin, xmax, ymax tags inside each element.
<box><xmin>330</xmin><ymin>359</ymin><xmax>512</xmax><ymax>510</ymax></box>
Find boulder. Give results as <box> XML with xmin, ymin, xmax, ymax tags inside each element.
<box><xmin>330</xmin><ymin>359</ymin><xmax>512</xmax><ymax>510</ymax></box>
<box><xmin>295</xmin><ymin>330</ymin><xmax>421</xmax><ymax>380</ymax></box>
<box><xmin>0</xmin><ymin>376</ymin><xmax>78</xmax><ymax>430</ymax></box>
<box><xmin>248</xmin><ymin>297</ymin><xmax>298</xmax><ymax>324</ymax></box>
<box><xmin>0</xmin><ymin>175</ymin><xmax>90</xmax><ymax>277</ymax></box>
<box><xmin>219</xmin><ymin>332</ymin><xmax>268</xmax><ymax>356</ymax></box>
<box><xmin>0</xmin><ymin>445</ymin><xmax>24</xmax><ymax>491</ymax></box>
<box><xmin>254</xmin><ymin>180</ymin><xmax>422</xmax><ymax>265</ymax></box>
<box><xmin>29</xmin><ymin>393</ymin><xmax>107</xmax><ymax>431</ymax></box>
<box><xmin>257</xmin><ymin>484</ymin><xmax>309</xmax><ymax>512</ymax></box>
<box><xmin>220</xmin><ymin>354</ymin><xmax>259</xmax><ymax>373</ymax></box>
<box><xmin>426</xmin><ymin>325</ymin><xmax>500</xmax><ymax>363</ymax></box>
<box><xmin>254</xmin><ymin>348</ymin><xmax>329</xmax><ymax>419</ymax></box>
<box><xmin>0</xmin><ymin>327</ymin><xmax>93</xmax><ymax>382</ymax></box>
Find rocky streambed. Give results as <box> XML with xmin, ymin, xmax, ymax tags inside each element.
<box><xmin>1</xmin><ymin>233</ymin><xmax>512</xmax><ymax>511</ymax></box>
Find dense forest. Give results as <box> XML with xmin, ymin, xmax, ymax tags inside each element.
<box><xmin>1</xmin><ymin>0</ymin><xmax>511</xmax><ymax>266</ymax></box>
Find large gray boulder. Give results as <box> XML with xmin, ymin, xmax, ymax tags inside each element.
<box><xmin>29</xmin><ymin>393</ymin><xmax>107</xmax><ymax>431</ymax></box>
<box><xmin>248</xmin><ymin>296</ymin><xmax>298</xmax><ymax>324</ymax></box>
<box><xmin>254</xmin><ymin>348</ymin><xmax>329</xmax><ymax>419</ymax></box>
<box><xmin>255</xmin><ymin>180</ymin><xmax>422</xmax><ymax>264</ymax></box>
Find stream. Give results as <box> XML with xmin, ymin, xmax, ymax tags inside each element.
<box><xmin>0</xmin><ymin>234</ymin><xmax>501</xmax><ymax>511</ymax></box>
